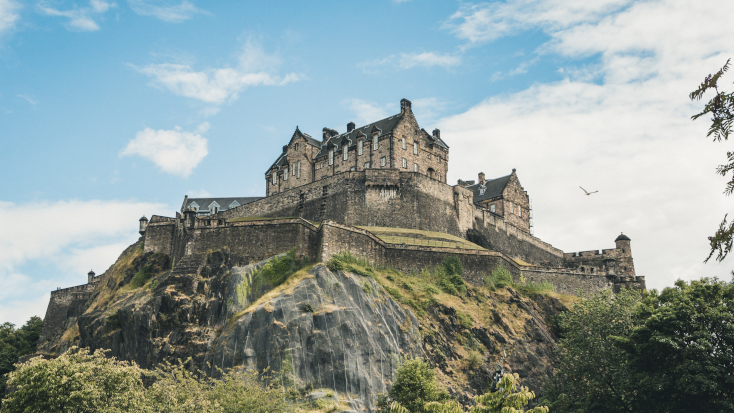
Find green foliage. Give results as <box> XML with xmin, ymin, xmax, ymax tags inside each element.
<box><xmin>491</xmin><ymin>266</ymin><xmax>513</xmax><ymax>289</ymax></box>
<box><xmin>614</xmin><ymin>278</ymin><xmax>734</xmax><ymax>412</ymax></box>
<box><xmin>435</xmin><ymin>256</ymin><xmax>467</xmax><ymax>296</ymax></box>
<box><xmin>130</xmin><ymin>268</ymin><xmax>153</xmax><ymax>288</ymax></box>
<box><xmin>541</xmin><ymin>288</ymin><xmax>643</xmax><ymax>413</ymax></box>
<box><xmin>456</xmin><ymin>312</ymin><xmax>474</xmax><ymax>330</ymax></box>
<box><xmin>302</xmin><ymin>302</ymin><xmax>314</xmax><ymax>313</ymax></box>
<box><xmin>3</xmin><ymin>347</ymin><xmax>297</xmax><ymax>413</ymax></box>
<box><xmin>483</xmin><ymin>274</ymin><xmax>496</xmax><ymax>291</ymax></box>
<box><xmin>463</xmin><ymin>350</ymin><xmax>482</xmax><ymax>370</ymax></box>
<box><xmin>376</xmin><ymin>358</ymin><xmax>450</xmax><ymax>413</ymax></box>
<box><xmin>2</xmin><ymin>347</ymin><xmax>147</xmax><ymax>412</ymax></box>
<box><xmin>690</xmin><ymin>59</ymin><xmax>734</xmax><ymax>262</ymax></box>
<box><xmin>249</xmin><ymin>249</ymin><xmax>299</xmax><ymax>296</ymax></box>
<box><xmin>326</xmin><ymin>251</ymin><xmax>375</xmax><ymax>277</ymax></box>
<box><xmin>469</xmin><ymin>373</ymin><xmax>549</xmax><ymax>413</ymax></box>
<box><xmin>514</xmin><ymin>280</ymin><xmax>554</xmax><ymax>296</ymax></box>
<box><xmin>0</xmin><ymin>316</ymin><xmax>43</xmax><ymax>398</ymax></box>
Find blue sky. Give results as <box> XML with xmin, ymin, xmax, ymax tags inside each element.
<box><xmin>1</xmin><ymin>0</ymin><xmax>733</xmax><ymax>325</ymax></box>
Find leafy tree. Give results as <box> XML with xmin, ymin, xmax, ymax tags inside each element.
<box><xmin>2</xmin><ymin>346</ymin><xmax>146</xmax><ymax>412</ymax></box>
<box><xmin>377</xmin><ymin>358</ymin><xmax>450</xmax><ymax>413</ymax></box>
<box><xmin>541</xmin><ymin>288</ymin><xmax>643</xmax><ymax>413</ymax></box>
<box><xmin>614</xmin><ymin>278</ymin><xmax>734</xmax><ymax>412</ymax></box>
<box><xmin>690</xmin><ymin>58</ymin><xmax>734</xmax><ymax>262</ymax></box>
<box><xmin>0</xmin><ymin>316</ymin><xmax>43</xmax><ymax>397</ymax></box>
<box><xmin>387</xmin><ymin>373</ymin><xmax>547</xmax><ymax>413</ymax></box>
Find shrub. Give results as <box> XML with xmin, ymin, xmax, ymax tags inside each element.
<box><xmin>464</xmin><ymin>350</ymin><xmax>483</xmax><ymax>370</ymax></box>
<box><xmin>130</xmin><ymin>267</ymin><xmax>153</xmax><ymax>288</ymax></box>
<box><xmin>376</xmin><ymin>358</ymin><xmax>450</xmax><ymax>413</ymax></box>
<box><xmin>456</xmin><ymin>312</ymin><xmax>474</xmax><ymax>330</ymax></box>
<box><xmin>492</xmin><ymin>265</ymin><xmax>514</xmax><ymax>289</ymax></box>
<box><xmin>516</xmin><ymin>280</ymin><xmax>554</xmax><ymax>296</ymax></box>
<box><xmin>442</xmin><ymin>256</ymin><xmax>463</xmax><ymax>277</ymax></box>
<box><xmin>302</xmin><ymin>302</ymin><xmax>314</xmax><ymax>313</ymax></box>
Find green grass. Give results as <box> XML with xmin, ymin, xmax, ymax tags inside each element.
<box><xmin>484</xmin><ymin>265</ymin><xmax>555</xmax><ymax>296</ymax></box>
<box><xmin>355</xmin><ymin>226</ymin><xmax>485</xmax><ymax>250</ymax></box>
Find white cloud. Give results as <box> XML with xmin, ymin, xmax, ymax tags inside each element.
<box><xmin>445</xmin><ymin>0</ymin><xmax>633</xmax><ymax>46</ymax></box>
<box><xmin>398</xmin><ymin>52</ymin><xmax>461</xmax><ymax>69</ymax></box>
<box><xmin>439</xmin><ymin>0</ymin><xmax>734</xmax><ymax>290</ymax></box>
<box><xmin>38</xmin><ymin>0</ymin><xmax>116</xmax><ymax>32</ymax></box>
<box><xmin>411</xmin><ymin>97</ymin><xmax>449</xmax><ymax>126</ymax></box>
<box><xmin>344</xmin><ymin>99</ymin><xmax>396</xmax><ymax>126</ymax></box>
<box><xmin>121</xmin><ymin>122</ymin><xmax>209</xmax><ymax>177</ymax></box>
<box><xmin>134</xmin><ymin>41</ymin><xmax>304</xmax><ymax>104</ymax></box>
<box><xmin>127</xmin><ymin>0</ymin><xmax>205</xmax><ymax>23</ymax></box>
<box><xmin>0</xmin><ymin>199</ymin><xmax>167</xmax><ymax>325</ymax></box>
<box><xmin>17</xmin><ymin>94</ymin><xmax>37</xmax><ymax>105</ymax></box>
<box><xmin>0</xmin><ymin>0</ymin><xmax>20</xmax><ymax>34</ymax></box>
<box><xmin>360</xmin><ymin>52</ymin><xmax>461</xmax><ymax>72</ymax></box>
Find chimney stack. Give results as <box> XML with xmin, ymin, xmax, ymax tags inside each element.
<box><xmin>478</xmin><ymin>172</ymin><xmax>485</xmax><ymax>184</ymax></box>
<box><xmin>347</xmin><ymin>122</ymin><xmax>355</xmax><ymax>132</ymax></box>
<box><xmin>433</xmin><ymin>129</ymin><xmax>440</xmax><ymax>139</ymax></box>
<box><xmin>400</xmin><ymin>98</ymin><xmax>412</xmax><ymax>115</ymax></box>
<box><xmin>322</xmin><ymin>127</ymin><xmax>338</xmax><ymax>144</ymax></box>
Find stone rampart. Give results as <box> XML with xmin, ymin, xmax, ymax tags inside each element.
<box><xmin>520</xmin><ymin>268</ymin><xmax>613</xmax><ymax>295</ymax></box>
<box><xmin>38</xmin><ymin>283</ymin><xmax>97</xmax><ymax>352</ymax></box>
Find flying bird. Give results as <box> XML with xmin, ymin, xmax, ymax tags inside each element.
<box><xmin>580</xmin><ymin>186</ymin><xmax>598</xmax><ymax>196</ymax></box>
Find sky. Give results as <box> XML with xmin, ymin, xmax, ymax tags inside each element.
<box><xmin>1</xmin><ymin>0</ymin><xmax>733</xmax><ymax>326</ymax></box>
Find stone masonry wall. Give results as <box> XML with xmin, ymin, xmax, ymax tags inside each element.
<box><xmin>38</xmin><ymin>283</ymin><xmax>96</xmax><ymax>352</ymax></box>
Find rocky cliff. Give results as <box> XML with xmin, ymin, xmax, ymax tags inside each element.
<box><xmin>38</xmin><ymin>241</ymin><xmax>572</xmax><ymax>411</ymax></box>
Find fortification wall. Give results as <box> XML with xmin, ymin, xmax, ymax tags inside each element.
<box><xmin>521</xmin><ymin>268</ymin><xmax>613</xmax><ymax>295</ymax></box>
<box><xmin>38</xmin><ymin>283</ymin><xmax>96</xmax><ymax>352</ymax></box>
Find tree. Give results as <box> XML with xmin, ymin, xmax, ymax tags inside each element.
<box><xmin>690</xmin><ymin>58</ymin><xmax>734</xmax><ymax>262</ymax></box>
<box><xmin>0</xmin><ymin>316</ymin><xmax>43</xmax><ymax>397</ymax></box>
<box><xmin>2</xmin><ymin>346</ymin><xmax>146</xmax><ymax>412</ymax></box>
<box><xmin>540</xmin><ymin>288</ymin><xmax>643</xmax><ymax>413</ymax></box>
<box><xmin>377</xmin><ymin>358</ymin><xmax>451</xmax><ymax>413</ymax></box>
<box><xmin>614</xmin><ymin>278</ymin><xmax>734</xmax><ymax>412</ymax></box>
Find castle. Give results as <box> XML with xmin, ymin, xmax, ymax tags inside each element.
<box><xmin>39</xmin><ymin>98</ymin><xmax>645</xmax><ymax>348</ymax></box>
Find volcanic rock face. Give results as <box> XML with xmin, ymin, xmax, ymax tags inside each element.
<box><xmin>208</xmin><ymin>264</ymin><xmax>423</xmax><ymax>410</ymax></box>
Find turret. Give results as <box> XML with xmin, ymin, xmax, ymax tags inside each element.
<box><xmin>184</xmin><ymin>206</ymin><xmax>197</xmax><ymax>228</ymax></box>
<box><xmin>139</xmin><ymin>216</ymin><xmax>148</xmax><ymax>235</ymax></box>
<box><xmin>88</xmin><ymin>270</ymin><xmax>95</xmax><ymax>284</ymax></box>
<box><xmin>615</xmin><ymin>233</ymin><xmax>631</xmax><ymax>256</ymax></box>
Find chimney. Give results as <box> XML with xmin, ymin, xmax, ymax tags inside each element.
<box><xmin>433</xmin><ymin>129</ymin><xmax>440</xmax><ymax>139</ymax></box>
<box><xmin>478</xmin><ymin>172</ymin><xmax>485</xmax><ymax>184</ymax></box>
<box><xmin>400</xmin><ymin>98</ymin><xmax>412</xmax><ymax>115</ymax></box>
<box><xmin>347</xmin><ymin>122</ymin><xmax>355</xmax><ymax>132</ymax></box>
<box><xmin>322</xmin><ymin>127</ymin><xmax>338</xmax><ymax>144</ymax></box>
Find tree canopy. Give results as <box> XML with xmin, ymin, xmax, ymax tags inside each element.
<box><xmin>0</xmin><ymin>316</ymin><xmax>43</xmax><ymax>397</ymax></box>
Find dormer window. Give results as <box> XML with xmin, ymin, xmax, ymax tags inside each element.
<box><xmin>479</xmin><ymin>184</ymin><xmax>486</xmax><ymax>196</ymax></box>
<box><xmin>229</xmin><ymin>201</ymin><xmax>240</xmax><ymax>209</ymax></box>
<box><xmin>284</xmin><ymin>167</ymin><xmax>289</xmax><ymax>180</ymax></box>
<box><xmin>329</xmin><ymin>149</ymin><xmax>334</xmax><ymax>165</ymax></box>
<box><xmin>358</xmin><ymin>140</ymin><xmax>363</xmax><ymax>155</ymax></box>
<box><xmin>190</xmin><ymin>202</ymin><xmax>199</xmax><ymax>212</ymax></box>
<box><xmin>208</xmin><ymin>202</ymin><xmax>220</xmax><ymax>215</ymax></box>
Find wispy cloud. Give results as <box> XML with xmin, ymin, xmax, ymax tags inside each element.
<box><xmin>0</xmin><ymin>0</ymin><xmax>20</xmax><ymax>34</ymax></box>
<box><xmin>121</xmin><ymin>122</ymin><xmax>209</xmax><ymax>177</ymax></box>
<box><xmin>16</xmin><ymin>94</ymin><xmax>37</xmax><ymax>105</ymax></box>
<box><xmin>445</xmin><ymin>0</ymin><xmax>633</xmax><ymax>46</ymax></box>
<box><xmin>344</xmin><ymin>99</ymin><xmax>396</xmax><ymax>126</ymax></box>
<box><xmin>38</xmin><ymin>0</ymin><xmax>116</xmax><ymax>32</ymax></box>
<box><xmin>359</xmin><ymin>51</ymin><xmax>461</xmax><ymax>73</ymax></box>
<box><xmin>127</xmin><ymin>0</ymin><xmax>206</xmax><ymax>23</ymax></box>
<box><xmin>0</xmin><ymin>199</ymin><xmax>167</xmax><ymax>325</ymax></box>
<box><xmin>134</xmin><ymin>40</ymin><xmax>304</xmax><ymax>105</ymax></box>
<box><xmin>440</xmin><ymin>0</ymin><xmax>734</xmax><ymax>290</ymax></box>
<box><xmin>491</xmin><ymin>57</ymin><xmax>539</xmax><ymax>81</ymax></box>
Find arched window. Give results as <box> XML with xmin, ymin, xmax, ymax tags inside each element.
<box><xmin>413</xmin><ymin>163</ymin><xmax>418</xmax><ymax>172</ymax></box>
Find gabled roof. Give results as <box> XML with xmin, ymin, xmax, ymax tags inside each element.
<box><xmin>314</xmin><ymin>113</ymin><xmax>405</xmax><ymax>158</ymax></box>
<box><xmin>292</xmin><ymin>127</ymin><xmax>321</xmax><ymax>148</ymax></box>
<box><xmin>420</xmin><ymin>128</ymin><xmax>449</xmax><ymax>149</ymax></box>
<box><xmin>183</xmin><ymin>197</ymin><xmax>262</xmax><ymax>212</ymax></box>
<box><xmin>467</xmin><ymin>174</ymin><xmax>512</xmax><ymax>203</ymax></box>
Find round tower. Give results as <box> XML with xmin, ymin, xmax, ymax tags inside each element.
<box><xmin>139</xmin><ymin>216</ymin><xmax>148</xmax><ymax>235</ymax></box>
<box><xmin>615</xmin><ymin>233</ymin><xmax>631</xmax><ymax>255</ymax></box>
<box><xmin>88</xmin><ymin>270</ymin><xmax>95</xmax><ymax>284</ymax></box>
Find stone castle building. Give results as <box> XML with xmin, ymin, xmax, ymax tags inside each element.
<box><xmin>40</xmin><ymin>98</ymin><xmax>645</xmax><ymax>352</ymax></box>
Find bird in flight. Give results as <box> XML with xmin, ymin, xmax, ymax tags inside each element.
<box><xmin>580</xmin><ymin>186</ymin><xmax>598</xmax><ymax>195</ymax></box>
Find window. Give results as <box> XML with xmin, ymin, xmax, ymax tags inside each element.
<box><xmin>402</xmin><ymin>158</ymin><xmax>407</xmax><ymax>168</ymax></box>
<box><xmin>413</xmin><ymin>141</ymin><xmax>418</xmax><ymax>155</ymax></box>
<box><xmin>402</xmin><ymin>137</ymin><xmax>406</xmax><ymax>150</ymax></box>
<box><xmin>329</xmin><ymin>149</ymin><xmax>334</xmax><ymax>165</ymax></box>
<box><xmin>364</xmin><ymin>162</ymin><xmax>370</xmax><ymax>168</ymax></box>
<box><xmin>350</xmin><ymin>166</ymin><xmax>356</xmax><ymax>171</ymax></box>
<box><xmin>294</xmin><ymin>143</ymin><xmax>299</xmax><ymax>151</ymax></box>
<box><xmin>272</xmin><ymin>173</ymin><xmax>277</xmax><ymax>185</ymax></box>
<box><xmin>519</xmin><ymin>207</ymin><xmax>522</xmax><ymax>217</ymax></box>
<box><xmin>373</xmin><ymin>137</ymin><xmax>379</xmax><ymax>150</ymax></box>
<box><xmin>320</xmin><ymin>162</ymin><xmax>324</xmax><ymax>168</ymax></box>
<box><xmin>380</xmin><ymin>157</ymin><xmax>386</xmax><ymax>167</ymax></box>
<box><xmin>211</xmin><ymin>206</ymin><xmax>218</xmax><ymax>214</ymax></box>
<box><xmin>413</xmin><ymin>163</ymin><xmax>418</xmax><ymax>172</ymax></box>
<box><xmin>343</xmin><ymin>147</ymin><xmax>348</xmax><ymax>161</ymax></box>
<box><xmin>428</xmin><ymin>154</ymin><xmax>431</xmax><ymax>160</ymax></box>
<box><xmin>284</xmin><ymin>167</ymin><xmax>289</xmax><ymax>180</ymax></box>
<box><xmin>490</xmin><ymin>204</ymin><xmax>495</xmax><ymax>213</ymax></box>
<box><xmin>438</xmin><ymin>172</ymin><xmax>441</xmax><ymax>182</ymax></box>
<box><xmin>297</xmin><ymin>161</ymin><xmax>301</xmax><ymax>179</ymax></box>
<box><xmin>358</xmin><ymin>140</ymin><xmax>363</xmax><ymax>155</ymax></box>
<box><xmin>510</xmin><ymin>202</ymin><xmax>514</xmax><ymax>213</ymax></box>
<box><xmin>292</xmin><ymin>165</ymin><xmax>296</xmax><ymax>176</ymax></box>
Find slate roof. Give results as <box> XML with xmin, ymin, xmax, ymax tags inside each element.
<box><xmin>184</xmin><ymin>197</ymin><xmax>263</xmax><ymax>213</ymax></box>
<box><xmin>615</xmin><ymin>233</ymin><xmax>631</xmax><ymax>241</ymax></box>
<box><xmin>314</xmin><ymin>113</ymin><xmax>406</xmax><ymax>158</ymax></box>
<box><xmin>466</xmin><ymin>174</ymin><xmax>512</xmax><ymax>203</ymax></box>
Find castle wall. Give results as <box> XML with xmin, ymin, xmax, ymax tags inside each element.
<box><xmin>38</xmin><ymin>283</ymin><xmax>96</xmax><ymax>352</ymax></box>
<box><xmin>521</xmin><ymin>268</ymin><xmax>613</xmax><ymax>295</ymax></box>
<box><xmin>143</xmin><ymin>216</ymin><xmax>176</xmax><ymax>256</ymax></box>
